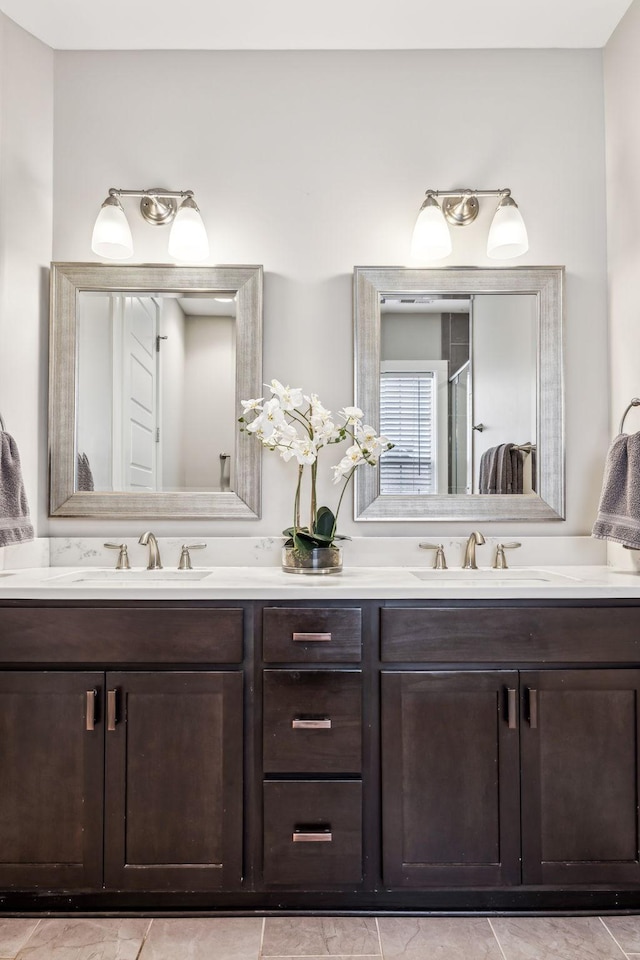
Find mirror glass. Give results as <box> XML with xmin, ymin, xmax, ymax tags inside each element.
<box><xmin>355</xmin><ymin>267</ymin><xmax>564</xmax><ymax>522</ymax></box>
<box><xmin>50</xmin><ymin>263</ymin><xmax>262</xmax><ymax>519</ymax></box>
<box><xmin>77</xmin><ymin>292</ymin><xmax>237</xmax><ymax>494</ymax></box>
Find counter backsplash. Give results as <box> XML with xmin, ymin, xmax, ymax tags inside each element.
<box><xmin>0</xmin><ymin>535</ymin><xmax>607</xmax><ymax>571</ymax></box>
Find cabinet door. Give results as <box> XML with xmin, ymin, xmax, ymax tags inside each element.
<box><xmin>0</xmin><ymin>671</ymin><xmax>104</xmax><ymax>889</ymax></box>
<box><xmin>521</xmin><ymin>669</ymin><xmax>640</xmax><ymax>884</ymax></box>
<box><xmin>104</xmin><ymin>671</ymin><xmax>243</xmax><ymax>890</ymax></box>
<box><xmin>381</xmin><ymin>671</ymin><xmax>520</xmax><ymax>887</ymax></box>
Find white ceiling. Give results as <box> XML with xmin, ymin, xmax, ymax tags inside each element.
<box><xmin>0</xmin><ymin>0</ymin><xmax>633</xmax><ymax>51</ymax></box>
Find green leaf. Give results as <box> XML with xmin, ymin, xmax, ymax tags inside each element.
<box><xmin>294</xmin><ymin>530</ymin><xmax>317</xmax><ymax>552</ymax></box>
<box><xmin>314</xmin><ymin>506</ymin><xmax>335</xmax><ymax>538</ymax></box>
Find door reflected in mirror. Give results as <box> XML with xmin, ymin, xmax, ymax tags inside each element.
<box><xmin>77</xmin><ymin>291</ymin><xmax>236</xmax><ymax>494</ymax></box>
<box><xmin>49</xmin><ymin>263</ymin><xmax>262</xmax><ymax>519</ymax></box>
<box><xmin>379</xmin><ymin>293</ymin><xmax>537</xmax><ymax>497</ymax></box>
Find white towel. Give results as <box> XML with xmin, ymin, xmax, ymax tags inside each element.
<box><xmin>0</xmin><ymin>430</ymin><xmax>34</xmax><ymax>546</ymax></box>
<box><xmin>592</xmin><ymin>432</ymin><xmax>640</xmax><ymax>548</ymax></box>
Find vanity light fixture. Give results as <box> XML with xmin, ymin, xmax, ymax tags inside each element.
<box><xmin>411</xmin><ymin>188</ymin><xmax>529</xmax><ymax>263</ymax></box>
<box><xmin>91</xmin><ymin>187</ymin><xmax>210</xmax><ymax>262</ymax></box>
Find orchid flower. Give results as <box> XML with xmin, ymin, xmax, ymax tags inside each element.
<box><xmin>240</xmin><ymin>382</ymin><xmax>393</xmax><ymax>553</ymax></box>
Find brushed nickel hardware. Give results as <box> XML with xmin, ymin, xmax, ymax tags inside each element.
<box><xmin>178</xmin><ymin>542</ymin><xmax>206</xmax><ymax>570</ymax></box>
<box><xmin>507</xmin><ymin>688</ymin><xmax>517</xmax><ymax>729</ymax></box>
<box><xmin>139</xmin><ymin>531</ymin><xmax>162</xmax><ymax>569</ymax></box>
<box><xmin>292</xmin><ymin>632</ymin><xmax>332</xmax><ymax>643</ymax></box>
<box><xmin>528</xmin><ymin>688</ymin><xmax>538</xmax><ymax>729</ymax></box>
<box><xmin>156</xmin><ymin>334</ymin><xmax>168</xmax><ymax>352</ymax></box>
<box><xmin>0</xmin><ymin>412</ymin><xmax>5</xmax><ymax>431</ymax></box>
<box><xmin>493</xmin><ymin>542</ymin><xmax>522</xmax><ymax>570</ymax></box>
<box><xmin>104</xmin><ymin>542</ymin><xmax>130</xmax><ymax>570</ymax></box>
<box><xmin>86</xmin><ymin>689</ymin><xmax>97</xmax><ymax>731</ymax></box>
<box><xmin>291</xmin><ymin>718</ymin><xmax>332</xmax><ymax>730</ymax></box>
<box><xmin>292</xmin><ymin>830</ymin><xmax>333</xmax><ymax>843</ymax></box>
<box><xmin>107</xmin><ymin>689</ymin><xmax>118</xmax><ymax>731</ymax></box>
<box><xmin>462</xmin><ymin>531</ymin><xmax>486</xmax><ymax>570</ymax></box>
<box><xmin>419</xmin><ymin>543</ymin><xmax>447</xmax><ymax>569</ymax></box>
<box><xmin>472</xmin><ymin>423</ymin><xmax>485</xmax><ymax>432</ymax></box>
<box><xmin>620</xmin><ymin>397</ymin><xmax>640</xmax><ymax>434</ymax></box>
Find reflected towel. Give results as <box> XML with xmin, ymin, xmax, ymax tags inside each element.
<box><xmin>76</xmin><ymin>452</ymin><xmax>94</xmax><ymax>492</ymax></box>
<box><xmin>0</xmin><ymin>430</ymin><xmax>34</xmax><ymax>546</ymax></box>
<box><xmin>592</xmin><ymin>432</ymin><xmax>640</xmax><ymax>548</ymax></box>
<box><xmin>479</xmin><ymin>443</ymin><xmax>524</xmax><ymax>495</ymax></box>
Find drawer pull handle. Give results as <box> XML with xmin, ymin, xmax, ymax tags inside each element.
<box><xmin>291</xmin><ymin>718</ymin><xmax>332</xmax><ymax>730</ymax></box>
<box><xmin>86</xmin><ymin>689</ymin><xmax>97</xmax><ymax>731</ymax></box>
<box><xmin>507</xmin><ymin>687</ymin><xmax>517</xmax><ymax>729</ymax></box>
<box><xmin>292</xmin><ymin>632</ymin><xmax>332</xmax><ymax>643</ymax></box>
<box><xmin>292</xmin><ymin>830</ymin><xmax>333</xmax><ymax>843</ymax></box>
<box><xmin>528</xmin><ymin>687</ymin><xmax>538</xmax><ymax>729</ymax></box>
<box><xmin>107</xmin><ymin>689</ymin><xmax>118</xmax><ymax>731</ymax></box>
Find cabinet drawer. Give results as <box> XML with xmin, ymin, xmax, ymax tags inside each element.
<box><xmin>381</xmin><ymin>606</ymin><xmax>640</xmax><ymax>663</ymax></box>
<box><xmin>0</xmin><ymin>608</ymin><xmax>243</xmax><ymax>664</ymax></box>
<box><xmin>263</xmin><ymin>670</ymin><xmax>361</xmax><ymax>774</ymax></box>
<box><xmin>263</xmin><ymin>780</ymin><xmax>362</xmax><ymax>886</ymax></box>
<box><xmin>263</xmin><ymin>608</ymin><xmax>362</xmax><ymax>663</ymax></box>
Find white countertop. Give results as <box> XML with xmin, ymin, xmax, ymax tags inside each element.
<box><xmin>1</xmin><ymin>564</ymin><xmax>640</xmax><ymax>601</ymax></box>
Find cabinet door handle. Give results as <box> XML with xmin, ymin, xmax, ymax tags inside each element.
<box><xmin>528</xmin><ymin>687</ymin><xmax>538</xmax><ymax>729</ymax></box>
<box><xmin>292</xmin><ymin>830</ymin><xmax>333</xmax><ymax>843</ymax></box>
<box><xmin>507</xmin><ymin>687</ymin><xmax>517</xmax><ymax>729</ymax></box>
<box><xmin>86</xmin><ymin>689</ymin><xmax>97</xmax><ymax>731</ymax></box>
<box><xmin>291</xmin><ymin>718</ymin><xmax>332</xmax><ymax>730</ymax></box>
<box><xmin>107</xmin><ymin>689</ymin><xmax>118</xmax><ymax>731</ymax></box>
<box><xmin>292</xmin><ymin>632</ymin><xmax>332</xmax><ymax>642</ymax></box>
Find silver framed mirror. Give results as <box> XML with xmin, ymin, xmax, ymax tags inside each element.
<box><xmin>49</xmin><ymin>262</ymin><xmax>263</xmax><ymax>518</ymax></box>
<box><xmin>354</xmin><ymin>266</ymin><xmax>564</xmax><ymax>522</ymax></box>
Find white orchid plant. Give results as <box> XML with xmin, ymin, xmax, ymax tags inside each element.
<box><xmin>240</xmin><ymin>380</ymin><xmax>393</xmax><ymax>553</ymax></box>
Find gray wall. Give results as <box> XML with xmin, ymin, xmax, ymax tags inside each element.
<box><xmin>50</xmin><ymin>48</ymin><xmax>608</xmax><ymax>538</ymax></box>
<box><xmin>0</xmin><ymin>12</ymin><xmax>53</xmax><ymax>534</ymax></box>
<box><xmin>0</xmin><ymin>31</ymin><xmax>612</xmax><ymax>539</ymax></box>
<box><xmin>605</xmin><ymin>0</ymin><xmax>640</xmax><ymax>568</ymax></box>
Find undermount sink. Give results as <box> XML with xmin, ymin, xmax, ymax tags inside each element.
<box><xmin>48</xmin><ymin>569</ymin><xmax>212</xmax><ymax>584</ymax></box>
<box><xmin>410</xmin><ymin>568</ymin><xmax>581</xmax><ymax>586</ymax></box>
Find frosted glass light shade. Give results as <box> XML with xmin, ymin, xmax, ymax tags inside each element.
<box><xmin>487</xmin><ymin>197</ymin><xmax>529</xmax><ymax>260</ymax></box>
<box><xmin>91</xmin><ymin>197</ymin><xmax>133</xmax><ymax>259</ymax></box>
<box><xmin>410</xmin><ymin>197</ymin><xmax>452</xmax><ymax>262</ymax></box>
<box><xmin>168</xmin><ymin>197</ymin><xmax>210</xmax><ymax>262</ymax></box>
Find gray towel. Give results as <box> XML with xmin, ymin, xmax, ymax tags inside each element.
<box><xmin>479</xmin><ymin>443</ymin><xmax>524</xmax><ymax>494</ymax></box>
<box><xmin>0</xmin><ymin>430</ymin><xmax>34</xmax><ymax>546</ymax></box>
<box><xmin>76</xmin><ymin>452</ymin><xmax>95</xmax><ymax>492</ymax></box>
<box><xmin>592</xmin><ymin>432</ymin><xmax>640</xmax><ymax>548</ymax></box>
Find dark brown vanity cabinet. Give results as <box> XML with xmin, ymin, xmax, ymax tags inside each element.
<box><xmin>381</xmin><ymin>670</ymin><xmax>521</xmax><ymax>888</ymax></box>
<box><xmin>0</xmin><ymin>671</ymin><xmax>105</xmax><ymax>890</ymax></box>
<box><xmin>3</xmin><ymin>600</ymin><xmax>640</xmax><ymax>909</ymax></box>
<box><xmin>0</xmin><ymin>607</ymin><xmax>244</xmax><ymax>892</ymax></box>
<box><xmin>519</xmin><ymin>669</ymin><xmax>640</xmax><ymax>886</ymax></box>
<box><xmin>380</xmin><ymin>607</ymin><xmax>640</xmax><ymax>890</ymax></box>
<box><xmin>104</xmin><ymin>670</ymin><xmax>243</xmax><ymax>891</ymax></box>
<box><xmin>261</xmin><ymin>607</ymin><xmax>363</xmax><ymax>887</ymax></box>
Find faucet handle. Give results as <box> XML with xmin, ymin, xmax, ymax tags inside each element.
<box><xmin>493</xmin><ymin>542</ymin><xmax>522</xmax><ymax>570</ymax></box>
<box><xmin>104</xmin><ymin>542</ymin><xmax>130</xmax><ymax>570</ymax></box>
<box><xmin>178</xmin><ymin>542</ymin><xmax>206</xmax><ymax>570</ymax></box>
<box><xmin>419</xmin><ymin>543</ymin><xmax>448</xmax><ymax>569</ymax></box>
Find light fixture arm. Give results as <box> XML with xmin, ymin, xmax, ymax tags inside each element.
<box><xmin>106</xmin><ymin>187</ymin><xmax>197</xmax><ymax>226</ymax></box>
<box><xmin>421</xmin><ymin>188</ymin><xmax>513</xmax><ymax>227</ymax></box>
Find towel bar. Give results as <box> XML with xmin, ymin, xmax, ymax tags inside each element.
<box><xmin>0</xmin><ymin>412</ymin><xmax>5</xmax><ymax>432</ymax></box>
<box><xmin>619</xmin><ymin>398</ymin><xmax>640</xmax><ymax>434</ymax></box>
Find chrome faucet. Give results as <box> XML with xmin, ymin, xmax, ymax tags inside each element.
<box><xmin>139</xmin><ymin>531</ymin><xmax>163</xmax><ymax>570</ymax></box>
<box><xmin>462</xmin><ymin>531</ymin><xmax>486</xmax><ymax>570</ymax></box>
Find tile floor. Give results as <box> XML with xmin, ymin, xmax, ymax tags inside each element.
<box><xmin>2</xmin><ymin>914</ymin><xmax>640</xmax><ymax>960</ymax></box>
